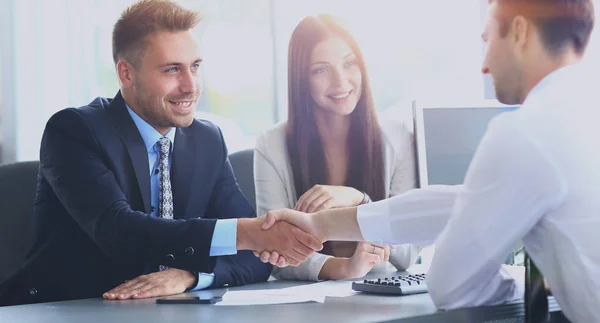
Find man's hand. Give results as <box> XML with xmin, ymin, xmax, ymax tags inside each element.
<box><xmin>295</xmin><ymin>185</ymin><xmax>364</xmax><ymax>213</ymax></box>
<box><xmin>253</xmin><ymin>209</ymin><xmax>325</xmax><ymax>267</ymax></box>
<box><xmin>237</xmin><ymin>217</ymin><xmax>323</xmax><ymax>267</ymax></box>
<box><xmin>103</xmin><ymin>268</ymin><xmax>196</xmax><ymax>300</ymax></box>
<box><xmin>260</xmin><ymin>209</ymin><xmax>324</xmax><ymax>240</ymax></box>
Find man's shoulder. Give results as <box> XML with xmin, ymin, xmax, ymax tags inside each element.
<box><xmin>47</xmin><ymin>96</ymin><xmax>112</xmax><ymax>128</ymax></box>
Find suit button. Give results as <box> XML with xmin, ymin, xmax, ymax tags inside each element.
<box><xmin>166</xmin><ymin>254</ymin><xmax>175</xmax><ymax>261</ymax></box>
<box><xmin>185</xmin><ymin>247</ymin><xmax>195</xmax><ymax>256</ymax></box>
<box><xmin>29</xmin><ymin>288</ymin><xmax>38</xmax><ymax>296</ymax></box>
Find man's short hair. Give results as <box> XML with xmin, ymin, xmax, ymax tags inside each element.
<box><xmin>491</xmin><ymin>0</ymin><xmax>595</xmax><ymax>55</ymax></box>
<box><xmin>112</xmin><ymin>0</ymin><xmax>201</xmax><ymax>66</ymax></box>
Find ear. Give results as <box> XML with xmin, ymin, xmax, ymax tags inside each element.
<box><xmin>116</xmin><ymin>60</ymin><xmax>135</xmax><ymax>88</ymax></box>
<box><xmin>510</xmin><ymin>15</ymin><xmax>530</xmax><ymax>54</ymax></box>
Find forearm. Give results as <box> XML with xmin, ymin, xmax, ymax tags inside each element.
<box><xmin>313</xmin><ymin>207</ymin><xmax>364</xmax><ymax>241</ymax></box>
<box><xmin>318</xmin><ymin>257</ymin><xmax>350</xmax><ymax>280</ymax></box>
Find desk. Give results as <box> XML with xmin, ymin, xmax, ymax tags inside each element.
<box><xmin>0</xmin><ymin>266</ymin><xmax>566</xmax><ymax>323</ymax></box>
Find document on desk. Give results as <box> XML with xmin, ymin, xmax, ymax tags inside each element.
<box><xmin>279</xmin><ymin>280</ymin><xmax>358</xmax><ymax>298</ymax></box>
<box><xmin>215</xmin><ymin>281</ymin><xmax>357</xmax><ymax>306</ymax></box>
<box><xmin>215</xmin><ymin>290</ymin><xmax>325</xmax><ymax>306</ymax></box>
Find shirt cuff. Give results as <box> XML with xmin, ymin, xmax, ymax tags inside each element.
<box><xmin>357</xmin><ymin>200</ymin><xmax>396</xmax><ymax>245</ymax></box>
<box><xmin>190</xmin><ymin>273</ymin><xmax>215</xmax><ymax>291</ymax></box>
<box><xmin>209</xmin><ymin>219</ymin><xmax>238</xmax><ymax>256</ymax></box>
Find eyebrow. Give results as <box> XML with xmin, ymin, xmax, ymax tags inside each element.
<box><xmin>158</xmin><ymin>58</ymin><xmax>203</xmax><ymax>68</ymax></box>
<box><xmin>310</xmin><ymin>52</ymin><xmax>356</xmax><ymax>66</ymax></box>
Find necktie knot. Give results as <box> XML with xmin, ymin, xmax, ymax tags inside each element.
<box><xmin>158</xmin><ymin>137</ymin><xmax>171</xmax><ymax>156</ymax></box>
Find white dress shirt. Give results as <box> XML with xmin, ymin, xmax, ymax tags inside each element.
<box><xmin>255</xmin><ymin>118</ymin><xmax>421</xmax><ymax>281</ymax></box>
<box><xmin>357</xmin><ymin>63</ymin><xmax>600</xmax><ymax>323</ymax></box>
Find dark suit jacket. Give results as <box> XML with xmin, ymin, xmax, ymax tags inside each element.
<box><xmin>0</xmin><ymin>92</ymin><xmax>271</xmax><ymax>306</ymax></box>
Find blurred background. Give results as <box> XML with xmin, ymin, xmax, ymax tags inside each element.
<box><xmin>1</xmin><ymin>0</ymin><xmax>600</xmax><ymax>163</ymax></box>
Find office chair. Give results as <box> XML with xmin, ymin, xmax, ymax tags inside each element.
<box><xmin>228</xmin><ymin>149</ymin><xmax>256</xmax><ymax>212</ymax></box>
<box><xmin>0</xmin><ymin>161</ymin><xmax>39</xmax><ymax>284</ymax></box>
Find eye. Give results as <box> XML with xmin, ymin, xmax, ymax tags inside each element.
<box><xmin>166</xmin><ymin>67</ymin><xmax>179</xmax><ymax>73</ymax></box>
<box><xmin>312</xmin><ymin>67</ymin><xmax>328</xmax><ymax>74</ymax></box>
<box><xmin>345</xmin><ymin>60</ymin><xmax>357</xmax><ymax>68</ymax></box>
<box><xmin>191</xmin><ymin>63</ymin><xmax>200</xmax><ymax>72</ymax></box>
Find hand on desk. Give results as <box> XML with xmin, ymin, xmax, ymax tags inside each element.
<box><xmin>343</xmin><ymin>242</ymin><xmax>391</xmax><ymax>278</ymax></box>
<box><xmin>103</xmin><ymin>268</ymin><xmax>196</xmax><ymax>300</ymax></box>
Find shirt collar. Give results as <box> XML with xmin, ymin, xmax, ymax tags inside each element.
<box><xmin>523</xmin><ymin>63</ymin><xmax>581</xmax><ymax>106</ymax></box>
<box><xmin>126</xmin><ymin>104</ymin><xmax>176</xmax><ymax>153</ymax></box>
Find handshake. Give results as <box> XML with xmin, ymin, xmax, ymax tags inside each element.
<box><xmin>237</xmin><ymin>209</ymin><xmax>327</xmax><ymax>267</ymax></box>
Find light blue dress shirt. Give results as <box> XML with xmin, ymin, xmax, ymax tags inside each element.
<box><xmin>126</xmin><ymin>106</ymin><xmax>237</xmax><ymax>291</ymax></box>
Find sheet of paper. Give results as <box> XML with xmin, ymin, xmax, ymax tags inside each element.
<box><xmin>215</xmin><ymin>280</ymin><xmax>359</xmax><ymax>306</ymax></box>
<box><xmin>215</xmin><ymin>289</ymin><xmax>325</xmax><ymax>306</ymax></box>
<box><xmin>278</xmin><ymin>280</ymin><xmax>358</xmax><ymax>298</ymax></box>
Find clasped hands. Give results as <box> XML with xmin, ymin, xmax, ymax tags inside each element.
<box><xmin>252</xmin><ymin>208</ymin><xmax>391</xmax><ymax>269</ymax></box>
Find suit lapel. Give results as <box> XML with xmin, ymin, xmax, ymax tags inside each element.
<box><xmin>107</xmin><ymin>92</ymin><xmax>152</xmax><ymax>213</ymax></box>
<box><xmin>171</xmin><ymin>127</ymin><xmax>198</xmax><ymax>219</ymax></box>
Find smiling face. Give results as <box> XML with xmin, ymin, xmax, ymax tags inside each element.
<box><xmin>308</xmin><ymin>36</ymin><xmax>363</xmax><ymax>116</ymax></box>
<box><xmin>121</xmin><ymin>30</ymin><xmax>202</xmax><ymax>134</ymax></box>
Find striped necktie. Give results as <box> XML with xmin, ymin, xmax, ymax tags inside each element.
<box><xmin>157</xmin><ymin>137</ymin><xmax>173</xmax><ymax>271</ymax></box>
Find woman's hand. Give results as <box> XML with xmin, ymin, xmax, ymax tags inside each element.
<box><xmin>338</xmin><ymin>242</ymin><xmax>391</xmax><ymax>279</ymax></box>
<box><xmin>295</xmin><ymin>185</ymin><xmax>364</xmax><ymax>213</ymax></box>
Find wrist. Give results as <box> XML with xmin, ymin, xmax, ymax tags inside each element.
<box><xmin>352</xmin><ymin>189</ymin><xmax>365</xmax><ymax>206</ymax></box>
<box><xmin>359</xmin><ymin>191</ymin><xmax>371</xmax><ymax>205</ymax></box>
<box><xmin>185</xmin><ymin>271</ymin><xmax>199</xmax><ymax>291</ymax></box>
<box><xmin>236</xmin><ymin>218</ymin><xmax>259</xmax><ymax>250</ymax></box>
<box><xmin>318</xmin><ymin>257</ymin><xmax>351</xmax><ymax>280</ymax></box>
<box><xmin>311</xmin><ymin>212</ymin><xmax>329</xmax><ymax>242</ymax></box>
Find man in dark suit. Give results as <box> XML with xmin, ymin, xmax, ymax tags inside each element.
<box><xmin>0</xmin><ymin>0</ymin><xmax>321</xmax><ymax>306</ymax></box>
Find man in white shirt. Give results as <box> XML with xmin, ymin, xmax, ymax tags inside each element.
<box><xmin>256</xmin><ymin>0</ymin><xmax>599</xmax><ymax>321</ymax></box>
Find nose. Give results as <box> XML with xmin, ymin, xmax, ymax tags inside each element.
<box><xmin>331</xmin><ymin>67</ymin><xmax>350</xmax><ymax>88</ymax></box>
<box><xmin>179</xmin><ymin>70</ymin><xmax>199</xmax><ymax>94</ymax></box>
<box><xmin>481</xmin><ymin>65</ymin><xmax>490</xmax><ymax>75</ymax></box>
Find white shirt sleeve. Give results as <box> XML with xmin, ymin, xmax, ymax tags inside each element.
<box><xmin>426</xmin><ymin>117</ymin><xmax>566</xmax><ymax>309</ymax></box>
<box><xmin>357</xmin><ymin>184</ymin><xmax>460</xmax><ymax>246</ymax></box>
<box><xmin>386</xmin><ymin>122</ymin><xmax>423</xmax><ymax>271</ymax></box>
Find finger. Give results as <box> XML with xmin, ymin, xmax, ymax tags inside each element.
<box><xmin>132</xmin><ymin>285</ymin><xmax>168</xmax><ymax>299</ymax></box>
<box><xmin>294</xmin><ymin>231</ymin><xmax>323</xmax><ymax>254</ymax></box>
<box><xmin>372</xmin><ymin>246</ymin><xmax>386</xmax><ymax>262</ymax></box>
<box><xmin>306</xmin><ymin>195</ymin><xmax>331</xmax><ymax>213</ymax></box>
<box><xmin>269</xmin><ymin>251</ymin><xmax>280</xmax><ymax>265</ymax></box>
<box><xmin>260</xmin><ymin>251</ymin><xmax>272</xmax><ymax>263</ymax></box>
<box><xmin>105</xmin><ymin>277</ymin><xmax>140</xmax><ymax>296</ymax></box>
<box><xmin>383</xmin><ymin>246</ymin><xmax>391</xmax><ymax>262</ymax></box>
<box><xmin>295</xmin><ymin>186</ymin><xmax>317</xmax><ymax>211</ymax></box>
<box><xmin>253</xmin><ymin>251</ymin><xmax>260</xmax><ymax>257</ymax></box>
<box><xmin>284</xmin><ymin>249</ymin><xmax>307</xmax><ymax>266</ymax></box>
<box><xmin>296</xmin><ymin>187</ymin><xmax>323</xmax><ymax>212</ymax></box>
<box><xmin>117</xmin><ymin>279</ymin><xmax>150</xmax><ymax>298</ymax></box>
<box><xmin>363</xmin><ymin>252</ymin><xmax>383</xmax><ymax>266</ymax></box>
<box><xmin>261</xmin><ymin>211</ymin><xmax>283</xmax><ymax>230</ymax></box>
<box><xmin>276</xmin><ymin>256</ymin><xmax>288</xmax><ymax>267</ymax></box>
<box><xmin>286</xmin><ymin>256</ymin><xmax>301</xmax><ymax>267</ymax></box>
<box><xmin>104</xmin><ymin>279</ymin><xmax>144</xmax><ymax>299</ymax></box>
<box><xmin>118</xmin><ymin>280</ymin><xmax>153</xmax><ymax>300</ymax></box>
